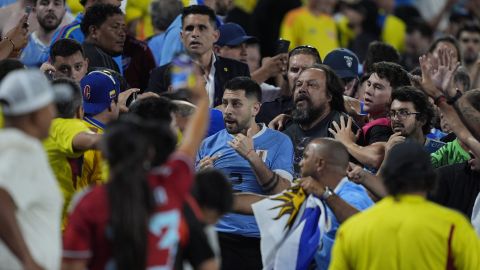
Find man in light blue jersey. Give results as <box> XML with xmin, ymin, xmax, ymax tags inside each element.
<box><xmin>197</xmin><ymin>76</ymin><xmax>294</xmax><ymax>270</ymax></box>
<box><xmin>21</xmin><ymin>0</ymin><xmax>66</xmax><ymax>67</ymax></box>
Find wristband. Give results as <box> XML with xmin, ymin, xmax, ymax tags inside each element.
<box><xmin>321</xmin><ymin>186</ymin><xmax>334</xmax><ymax>200</ymax></box>
<box><xmin>3</xmin><ymin>36</ymin><xmax>15</xmax><ymax>51</ymax></box>
<box><xmin>433</xmin><ymin>95</ymin><xmax>447</xmax><ymax>106</ymax></box>
<box><xmin>447</xmin><ymin>90</ymin><xmax>462</xmax><ymax>105</ymax></box>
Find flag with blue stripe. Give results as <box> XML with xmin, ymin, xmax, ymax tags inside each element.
<box><xmin>252</xmin><ymin>185</ymin><xmax>331</xmax><ymax>270</ymax></box>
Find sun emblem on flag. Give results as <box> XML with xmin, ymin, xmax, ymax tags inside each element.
<box><xmin>270</xmin><ymin>184</ymin><xmax>306</xmax><ymax>229</ymax></box>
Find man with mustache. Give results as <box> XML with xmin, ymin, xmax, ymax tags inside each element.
<box><xmin>197</xmin><ymin>77</ymin><xmax>294</xmax><ymax>270</ymax></box>
<box><xmin>20</xmin><ymin>0</ymin><xmax>66</xmax><ymax>67</ymax></box>
<box><xmin>283</xmin><ymin>64</ymin><xmax>357</xmax><ymax>177</ymax></box>
<box><xmin>384</xmin><ymin>86</ymin><xmax>437</xmax><ymax>155</ymax></box>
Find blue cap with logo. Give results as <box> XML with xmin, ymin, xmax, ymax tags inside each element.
<box><xmin>323</xmin><ymin>48</ymin><xmax>359</xmax><ymax>79</ymax></box>
<box><xmin>216</xmin><ymin>23</ymin><xmax>257</xmax><ymax>47</ymax></box>
<box><xmin>81</xmin><ymin>70</ymin><xmax>120</xmax><ymax>115</ymax></box>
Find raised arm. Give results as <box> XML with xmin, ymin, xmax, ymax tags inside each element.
<box><xmin>177</xmin><ymin>69</ymin><xmax>210</xmax><ymax>159</ymax></box>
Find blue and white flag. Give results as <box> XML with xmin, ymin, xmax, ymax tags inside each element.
<box><xmin>252</xmin><ymin>185</ymin><xmax>331</xmax><ymax>270</ymax></box>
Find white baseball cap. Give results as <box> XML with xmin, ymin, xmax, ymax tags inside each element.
<box><xmin>0</xmin><ymin>70</ymin><xmax>69</xmax><ymax>116</ymax></box>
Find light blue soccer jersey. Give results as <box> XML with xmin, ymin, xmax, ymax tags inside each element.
<box><xmin>20</xmin><ymin>33</ymin><xmax>49</xmax><ymax>67</ymax></box>
<box><xmin>197</xmin><ymin>124</ymin><xmax>294</xmax><ymax>237</ymax></box>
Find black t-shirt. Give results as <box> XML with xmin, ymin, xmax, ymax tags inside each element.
<box><xmin>284</xmin><ymin>110</ymin><xmax>359</xmax><ymax>176</ymax></box>
<box><xmin>429</xmin><ymin>162</ymin><xmax>480</xmax><ymax>217</ymax></box>
<box><xmin>363</xmin><ymin>125</ymin><xmax>393</xmax><ymax>145</ymax></box>
<box><xmin>82</xmin><ymin>42</ymin><xmax>120</xmax><ymax>73</ymax></box>
<box><xmin>175</xmin><ymin>204</ymin><xmax>215</xmax><ymax>270</ymax></box>
<box><xmin>256</xmin><ymin>96</ymin><xmax>293</xmax><ymax>125</ymax></box>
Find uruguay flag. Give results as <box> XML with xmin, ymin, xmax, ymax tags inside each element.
<box><xmin>252</xmin><ymin>185</ymin><xmax>331</xmax><ymax>270</ymax></box>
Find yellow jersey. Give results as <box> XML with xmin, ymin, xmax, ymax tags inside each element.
<box><xmin>330</xmin><ymin>195</ymin><xmax>480</xmax><ymax>270</ymax></box>
<box><xmin>78</xmin><ymin>116</ymin><xmax>108</xmax><ymax>190</ymax></box>
<box><xmin>43</xmin><ymin>118</ymin><xmax>91</xmax><ymax>228</ymax></box>
<box><xmin>280</xmin><ymin>7</ymin><xmax>339</xmax><ymax>59</ymax></box>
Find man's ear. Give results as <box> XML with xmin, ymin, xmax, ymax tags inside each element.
<box><xmin>89</xmin><ymin>25</ymin><xmax>98</xmax><ymax>39</ymax></box>
<box><xmin>212</xmin><ymin>29</ymin><xmax>219</xmax><ymax>43</ymax></box>
<box><xmin>252</xmin><ymin>101</ymin><xmax>261</xmax><ymax>117</ymax></box>
<box><xmin>315</xmin><ymin>158</ymin><xmax>326</xmax><ymax>174</ymax></box>
<box><xmin>75</xmin><ymin>106</ymin><xmax>84</xmax><ymax>119</ymax></box>
<box><xmin>213</xmin><ymin>45</ymin><xmax>221</xmax><ymax>55</ymax></box>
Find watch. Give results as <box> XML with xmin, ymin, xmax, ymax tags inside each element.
<box><xmin>447</xmin><ymin>90</ymin><xmax>463</xmax><ymax>105</ymax></box>
<box><xmin>321</xmin><ymin>186</ymin><xmax>334</xmax><ymax>200</ymax></box>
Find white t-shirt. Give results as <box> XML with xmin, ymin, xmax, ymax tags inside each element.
<box><xmin>0</xmin><ymin>128</ymin><xmax>63</xmax><ymax>270</ymax></box>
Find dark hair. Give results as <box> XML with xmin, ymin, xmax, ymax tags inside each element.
<box><xmin>364</xmin><ymin>41</ymin><xmax>400</xmax><ymax>74</ymax></box>
<box><xmin>381</xmin><ymin>142</ymin><xmax>437</xmax><ymax>195</ymax></box>
<box><xmin>312</xmin><ymin>64</ymin><xmax>346</xmax><ymax>112</ymax></box>
<box><xmin>224</xmin><ymin>76</ymin><xmax>262</xmax><ymax>102</ymax></box>
<box><xmin>80</xmin><ymin>0</ymin><xmax>86</xmax><ymax>6</ymax></box>
<box><xmin>456</xmin><ymin>23</ymin><xmax>480</xmax><ymax>39</ymax></box>
<box><xmin>371</xmin><ymin>62</ymin><xmax>410</xmax><ymax>89</ymax></box>
<box><xmin>151</xmin><ymin>0</ymin><xmax>183</xmax><ymax>31</ymax></box>
<box><xmin>103</xmin><ymin>116</ymin><xmax>176</xmax><ymax>270</ymax></box>
<box><xmin>81</xmin><ymin>4</ymin><xmax>123</xmax><ymax>36</ymax></box>
<box><xmin>406</xmin><ymin>18</ymin><xmax>433</xmax><ymax>39</ymax></box>
<box><xmin>128</xmin><ymin>96</ymin><xmax>178</xmax><ymax>123</ymax></box>
<box><xmin>0</xmin><ymin>59</ymin><xmax>24</xmax><ymax>81</ymax></box>
<box><xmin>288</xmin><ymin>45</ymin><xmax>322</xmax><ymax>64</ymax></box>
<box><xmin>454</xmin><ymin>66</ymin><xmax>471</xmax><ymax>92</ymax></box>
<box><xmin>192</xmin><ymin>169</ymin><xmax>233</xmax><ymax>214</ymax></box>
<box><xmin>391</xmin><ymin>86</ymin><xmax>434</xmax><ymax>134</ymax></box>
<box><xmin>52</xmin><ymin>78</ymin><xmax>82</xmax><ymax>118</ymax></box>
<box><xmin>428</xmin><ymin>36</ymin><xmax>462</xmax><ymax>62</ymax></box>
<box><xmin>50</xmin><ymin>38</ymin><xmax>85</xmax><ymax>62</ymax></box>
<box><xmin>181</xmin><ymin>5</ymin><xmax>217</xmax><ymax>29</ymax></box>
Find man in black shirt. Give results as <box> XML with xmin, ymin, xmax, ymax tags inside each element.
<box><xmin>80</xmin><ymin>4</ymin><xmax>125</xmax><ymax>73</ymax></box>
<box><xmin>283</xmin><ymin>64</ymin><xmax>356</xmax><ymax>176</ymax></box>
<box><xmin>256</xmin><ymin>45</ymin><xmax>321</xmax><ymax>125</ymax></box>
<box><xmin>430</xmin><ymin>156</ymin><xmax>480</xmax><ymax>218</ymax></box>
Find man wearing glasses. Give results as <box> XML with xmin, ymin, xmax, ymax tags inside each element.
<box><xmin>384</xmin><ymin>86</ymin><xmax>439</xmax><ymax>155</ymax></box>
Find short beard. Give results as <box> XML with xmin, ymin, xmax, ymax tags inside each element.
<box><xmin>292</xmin><ymin>101</ymin><xmax>327</xmax><ymax>126</ymax></box>
<box><xmin>464</xmin><ymin>54</ymin><xmax>479</xmax><ymax>65</ymax></box>
<box><xmin>225</xmin><ymin>118</ymin><xmax>250</xmax><ymax>134</ymax></box>
<box><xmin>38</xmin><ymin>16</ymin><xmax>61</xmax><ymax>32</ymax></box>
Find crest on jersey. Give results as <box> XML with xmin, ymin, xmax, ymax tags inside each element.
<box><xmin>256</xmin><ymin>150</ymin><xmax>268</xmax><ymax>162</ymax></box>
<box><xmin>83</xmin><ymin>85</ymin><xmax>91</xmax><ymax>100</ymax></box>
<box><xmin>344</xmin><ymin>56</ymin><xmax>353</xmax><ymax>68</ymax></box>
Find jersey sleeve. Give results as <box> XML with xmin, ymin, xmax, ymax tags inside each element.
<box><xmin>53</xmin><ymin>120</ymin><xmax>91</xmax><ymax>158</ymax></box>
<box><xmin>62</xmin><ymin>191</ymin><xmax>95</xmax><ymax>261</ymax></box>
<box><xmin>271</xmin><ymin>136</ymin><xmax>294</xmax><ymax>181</ymax></box>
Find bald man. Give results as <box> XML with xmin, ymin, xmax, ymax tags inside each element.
<box><xmin>234</xmin><ymin>138</ymin><xmax>373</xmax><ymax>270</ymax></box>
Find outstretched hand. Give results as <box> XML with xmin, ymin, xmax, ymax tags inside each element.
<box><xmin>419</xmin><ymin>48</ymin><xmax>460</xmax><ymax>99</ymax></box>
<box><xmin>329</xmin><ymin>116</ymin><xmax>360</xmax><ymax>145</ymax></box>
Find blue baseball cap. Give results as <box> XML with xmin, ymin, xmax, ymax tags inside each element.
<box><xmin>323</xmin><ymin>48</ymin><xmax>359</xmax><ymax>79</ymax></box>
<box><xmin>215</xmin><ymin>23</ymin><xmax>257</xmax><ymax>47</ymax></box>
<box><xmin>81</xmin><ymin>70</ymin><xmax>120</xmax><ymax>115</ymax></box>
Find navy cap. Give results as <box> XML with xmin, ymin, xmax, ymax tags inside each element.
<box><xmin>216</xmin><ymin>23</ymin><xmax>257</xmax><ymax>47</ymax></box>
<box><xmin>81</xmin><ymin>70</ymin><xmax>120</xmax><ymax>115</ymax></box>
<box><xmin>323</xmin><ymin>48</ymin><xmax>359</xmax><ymax>79</ymax></box>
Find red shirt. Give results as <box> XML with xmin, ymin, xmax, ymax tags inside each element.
<box><xmin>63</xmin><ymin>152</ymin><xmax>194</xmax><ymax>270</ymax></box>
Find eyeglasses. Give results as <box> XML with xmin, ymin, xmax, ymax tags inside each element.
<box><xmin>387</xmin><ymin>110</ymin><xmax>420</xmax><ymax>120</ymax></box>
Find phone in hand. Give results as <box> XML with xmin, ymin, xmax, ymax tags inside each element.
<box><xmin>275</xmin><ymin>39</ymin><xmax>290</xmax><ymax>55</ymax></box>
<box><xmin>171</xmin><ymin>53</ymin><xmax>197</xmax><ymax>92</ymax></box>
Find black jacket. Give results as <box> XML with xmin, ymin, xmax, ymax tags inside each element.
<box><xmin>146</xmin><ymin>55</ymin><xmax>250</xmax><ymax>107</ymax></box>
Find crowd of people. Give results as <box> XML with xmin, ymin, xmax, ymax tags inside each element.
<box><xmin>0</xmin><ymin>0</ymin><xmax>480</xmax><ymax>269</ymax></box>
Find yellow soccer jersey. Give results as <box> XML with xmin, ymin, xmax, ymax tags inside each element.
<box><xmin>43</xmin><ymin>118</ymin><xmax>91</xmax><ymax>228</ymax></box>
<box><xmin>330</xmin><ymin>195</ymin><xmax>480</xmax><ymax>270</ymax></box>
<box><xmin>280</xmin><ymin>7</ymin><xmax>339</xmax><ymax>59</ymax></box>
<box><xmin>78</xmin><ymin>117</ymin><xmax>108</xmax><ymax>190</ymax></box>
